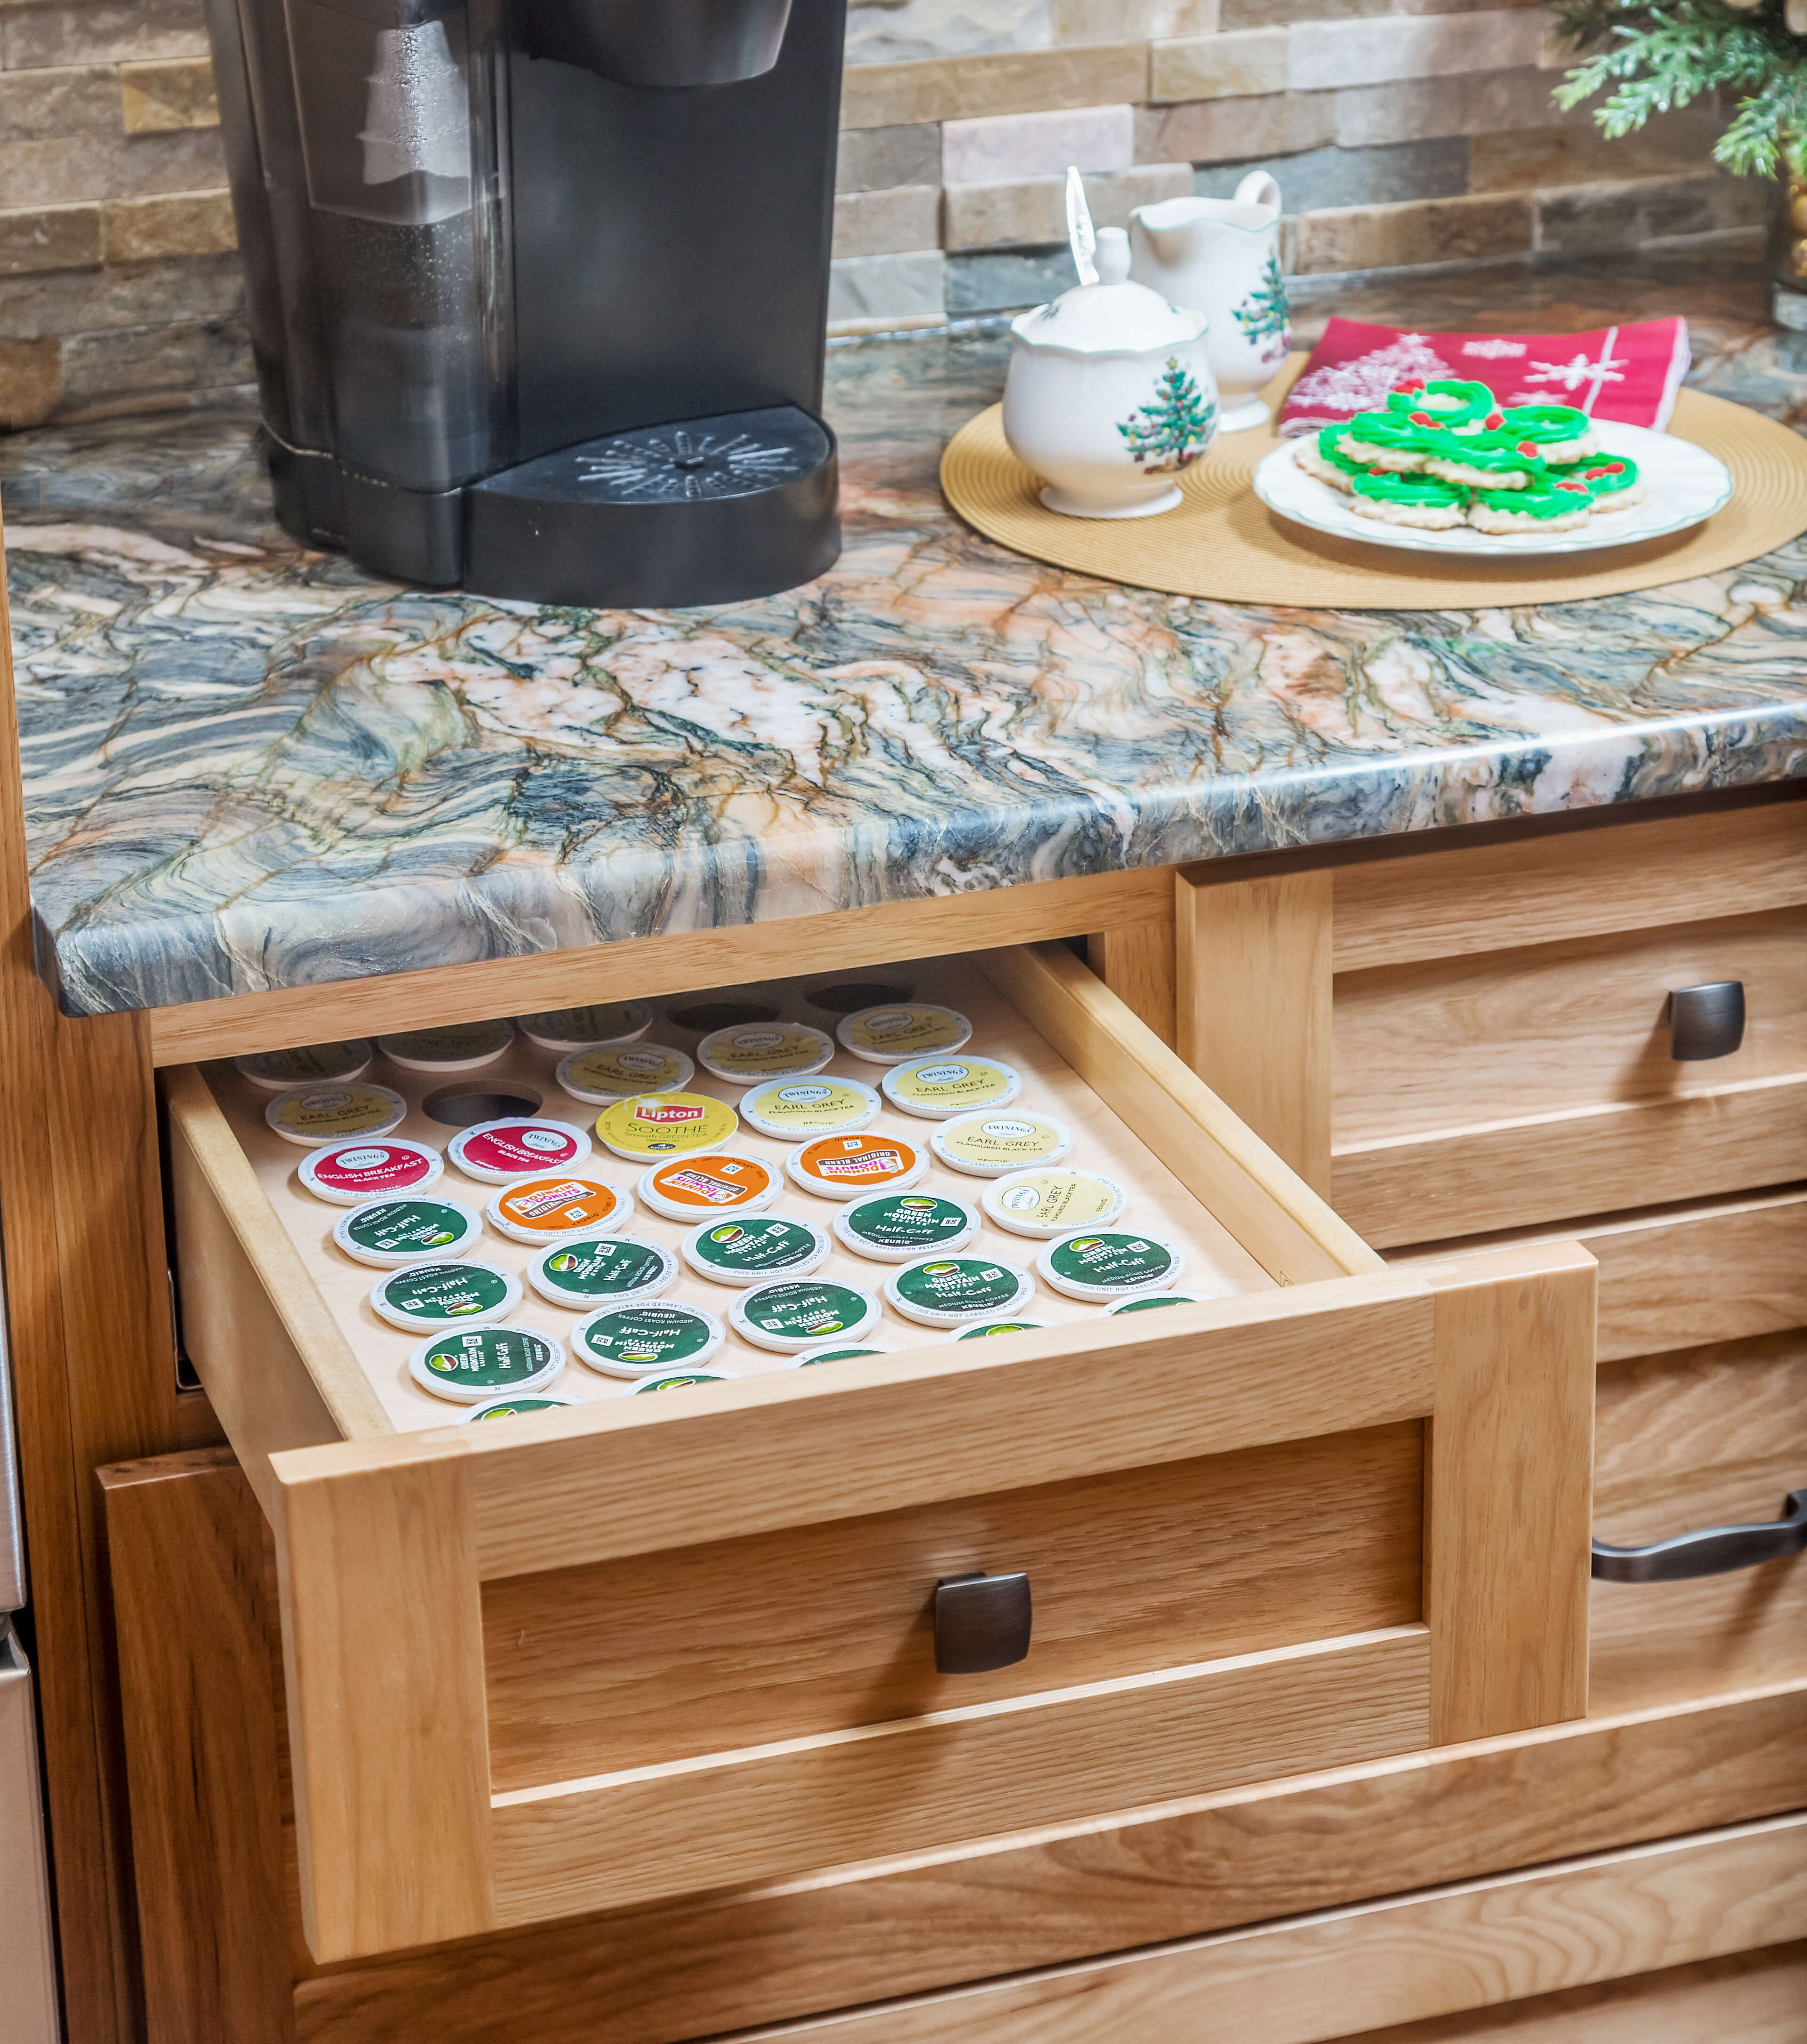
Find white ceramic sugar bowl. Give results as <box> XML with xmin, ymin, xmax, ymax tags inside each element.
<box><xmin>1001</xmin><ymin>227</ymin><xmax>1218</xmax><ymax>519</ymax></box>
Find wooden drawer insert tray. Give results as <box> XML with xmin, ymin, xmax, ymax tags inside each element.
<box><xmin>164</xmin><ymin>943</ymin><xmax>1595</xmax><ymax>1965</ymax></box>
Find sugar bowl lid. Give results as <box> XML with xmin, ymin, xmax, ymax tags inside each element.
<box><xmin>1009</xmin><ymin>227</ymin><xmax>1207</xmax><ymax>358</ymax></box>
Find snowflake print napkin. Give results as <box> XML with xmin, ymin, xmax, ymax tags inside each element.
<box><xmin>1276</xmin><ymin>317</ymin><xmax>1690</xmax><ymax>436</ymax></box>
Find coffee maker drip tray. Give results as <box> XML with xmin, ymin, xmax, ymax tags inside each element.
<box><xmin>467</xmin><ymin>404</ymin><xmax>839</xmax><ymax>609</ymax></box>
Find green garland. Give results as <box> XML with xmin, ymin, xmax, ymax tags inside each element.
<box><xmin>1551</xmin><ymin>0</ymin><xmax>1807</xmax><ymax>178</ymax></box>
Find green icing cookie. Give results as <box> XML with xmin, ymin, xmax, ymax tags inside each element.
<box><xmin>1499</xmin><ymin>403</ymin><xmax>1592</xmax><ymax>447</ymax></box>
<box><xmin>1471</xmin><ymin>477</ymin><xmax>1597</xmax><ymax>520</ymax></box>
<box><xmin>1314</xmin><ymin>424</ymin><xmax>1366</xmax><ymax>475</ymax></box>
<box><xmin>1423</xmin><ymin>429</ymin><xmax>1549</xmax><ymax>487</ymax></box>
<box><xmin>1385</xmin><ymin>378</ymin><xmax>1495</xmax><ymax>431</ymax></box>
<box><xmin>1350</xmin><ymin>469</ymin><xmax>1469</xmax><ymax>511</ymax></box>
<box><xmin>1343</xmin><ymin>410</ymin><xmax>1446</xmax><ymax>463</ymax></box>
<box><xmin>1547</xmin><ymin>453</ymin><xmax>1640</xmax><ymax>500</ymax></box>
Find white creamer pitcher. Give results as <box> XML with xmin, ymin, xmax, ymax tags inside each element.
<box><xmin>1128</xmin><ymin>170</ymin><xmax>1291</xmax><ymax>432</ymax></box>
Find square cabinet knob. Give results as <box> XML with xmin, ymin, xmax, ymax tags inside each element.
<box><xmin>1669</xmin><ymin>981</ymin><xmax>1745</xmax><ymax>1061</ymax></box>
<box><xmin>933</xmin><ymin>1571</ymin><xmax>1032</xmax><ymax>1675</ymax></box>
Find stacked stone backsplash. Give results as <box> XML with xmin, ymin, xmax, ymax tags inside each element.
<box><xmin>0</xmin><ymin>0</ymin><xmax>1760</xmax><ymax>429</ymax></box>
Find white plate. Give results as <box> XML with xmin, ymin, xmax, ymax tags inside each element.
<box><xmin>1254</xmin><ymin>420</ymin><xmax>1734</xmax><ymax>557</ymax></box>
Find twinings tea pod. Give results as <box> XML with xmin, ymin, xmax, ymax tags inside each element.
<box><xmin>1037</xmin><ymin>1230</ymin><xmax>1186</xmax><ymax>1302</ymax></box>
<box><xmin>980</xmin><ymin>1166</ymin><xmax>1128</xmax><ymax>1239</ymax></box>
<box><xmin>680</xmin><ymin>1214</ymin><xmax>831</xmax><ymax>1287</ymax></box>
<box><xmin>944</xmin><ymin>1320</ymin><xmax>1047</xmax><ymax>1341</ymax></box>
<box><xmin>407</xmin><ymin>1323</ymin><xmax>564</xmax><ymax>1404</ymax></box>
<box><xmin>487</xmin><ymin>1175</ymin><xmax>632</xmax><ymax>1245</ymax></box>
<box><xmin>837</xmin><ymin>1003</ymin><xmax>972</xmax><ymax>1065</ymax></box>
<box><xmin>832</xmin><ymin>1190</ymin><xmax>979</xmax><ymax>1263</ymax></box>
<box><xmin>784</xmin><ymin>1130</ymin><xmax>928</xmax><ymax>1200</ymax></box>
<box><xmin>557</xmin><ymin>1042</ymin><xmax>695</xmax><ymax>1105</ymax></box>
<box><xmin>884</xmin><ymin>1255</ymin><xmax>1036</xmax><ymax>1328</ymax></box>
<box><xmin>571</xmin><ymin>1300</ymin><xmax>728</xmax><ymax>1377</ymax></box>
<box><xmin>729</xmin><ymin>1279</ymin><xmax>882</xmax><ymax>1353</ymax></box>
<box><xmin>377</xmin><ymin>1019</ymin><xmax>513</xmax><ymax>1072</ymax></box>
<box><xmin>460</xmin><ymin>1395</ymin><xmax>577</xmax><ymax>1421</ymax></box>
<box><xmin>267</xmin><ymin>1083</ymin><xmax>408</xmax><ymax>1148</ymax></box>
<box><xmin>332</xmin><ymin>1196</ymin><xmax>483</xmax><ymax>1268</ymax></box>
<box><xmin>785</xmin><ymin>1342</ymin><xmax>899</xmax><ymax>1365</ymax></box>
<box><xmin>637</xmin><ymin>1152</ymin><xmax>780</xmax><ymax>1221</ymax></box>
<box><xmin>1099</xmin><ymin>1291</ymin><xmax>1205</xmax><ymax>1315</ymax></box>
<box><xmin>371</xmin><ymin>1259</ymin><xmax>522</xmax><ymax>1332</ymax></box>
<box><xmin>627</xmin><ymin>1369</ymin><xmax>742</xmax><ymax>1394</ymax></box>
<box><xmin>297</xmin><ymin>1137</ymin><xmax>443</xmax><ymax>1206</ymax></box>
<box><xmin>880</xmin><ymin>1056</ymin><xmax>1022</xmax><ymax>1121</ymax></box>
<box><xmin>595</xmin><ymin>1091</ymin><xmax>739</xmax><ymax>1161</ymax></box>
<box><xmin>235</xmin><ymin>1039</ymin><xmax>371</xmax><ymax>1091</ymax></box>
<box><xmin>738</xmin><ymin>1077</ymin><xmax>880</xmax><ymax>1141</ymax></box>
<box><xmin>448</xmin><ymin>1117</ymin><xmax>593</xmax><ymax>1183</ymax></box>
<box><xmin>527</xmin><ymin>1233</ymin><xmax>678</xmax><ymax>1309</ymax></box>
<box><xmin>696</xmin><ymin>1021</ymin><xmax>834</xmax><ymax>1086</ymax></box>
<box><xmin>515</xmin><ymin>1001</ymin><xmax>654</xmax><ymax>1052</ymax></box>
<box><xmin>932</xmin><ymin>1110</ymin><xmax>1075</xmax><ymax>1179</ymax></box>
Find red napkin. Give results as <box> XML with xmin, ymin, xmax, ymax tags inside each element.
<box><xmin>1277</xmin><ymin>316</ymin><xmax>1690</xmax><ymax>436</ymax></box>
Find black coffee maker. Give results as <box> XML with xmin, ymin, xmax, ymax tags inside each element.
<box><xmin>201</xmin><ymin>0</ymin><xmax>844</xmax><ymax>604</ymax></box>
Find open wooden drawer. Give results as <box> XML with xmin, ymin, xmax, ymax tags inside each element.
<box><xmin>163</xmin><ymin>943</ymin><xmax>1595</xmax><ymax>1965</ymax></box>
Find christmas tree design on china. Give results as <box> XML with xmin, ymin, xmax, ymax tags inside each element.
<box><xmin>1002</xmin><ymin>226</ymin><xmax>1219</xmax><ymax>519</ymax></box>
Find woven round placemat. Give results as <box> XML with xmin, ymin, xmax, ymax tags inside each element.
<box><xmin>939</xmin><ymin>354</ymin><xmax>1807</xmax><ymax>609</ymax></box>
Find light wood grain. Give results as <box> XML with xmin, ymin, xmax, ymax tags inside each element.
<box><xmin>482</xmin><ymin>1421</ymin><xmax>1422</xmax><ymax>1786</ymax></box>
<box><xmin>721</xmin><ymin>1815</ymin><xmax>1807</xmax><ymax>2042</ymax></box>
<box><xmin>1334</xmin><ymin>1073</ymin><xmax>1807</xmax><ymax>1247</ymax></box>
<box><xmin>99</xmin><ymin>1449</ymin><xmax>295</xmax><ymax>2044</ymax></box>
<box><xmin>1590</xmin><ymin>1329</ymin><xmax>1807</xmax><ymax>1715</ymax></box>
<box><xmin>166</xmin><ymin>1066</ymin><xmax>390</xmax><ymax>1512</ymax></box>
<box><xmin>1176</xmin><ymin>867</ymin><xmax>1333</xmax><ymax>1197</ymax></box>
<box><xmin>1419</xmin><ymin>1243</ymin><xmax>1595</xmax><ymax>1743</ymax></box>
<box><xmin>1389</xmin><ymin>1185</ymin><xmax>1807</xmax><ymax>1364</ymax></box>
<box><xmin>273</xmin><ymin>1442</ymin><xmax>496</xmax><ymax>1960</ymax></box>
<box><xmin>1087</xmin><ymin>910</ymin><xmax>1177</xmax><ymax>1048</ymax></box>
<box><xmin>147</xmin><ymin>867</ymin><xmax>1174</xmax><ymax>1065</ymax></box>
<box><xmin>981</xmin><ymin>939</ymin><xmax>1381</xmax><ymax>1283</ymax></box>
<box><xmin>1334</xmin><ymin>907</ymin><xmax>1807</xmax><ymax>1147</ymax></box>
<box><xmin>1329</xmin><ymin>800</ymin><xmax>1807</xmax><ymax>974</ymax></box>
<box><xmin>488</xmin><ymin>1629</ymin><xmax>1429</xmax><ymax>1926</ymax></box>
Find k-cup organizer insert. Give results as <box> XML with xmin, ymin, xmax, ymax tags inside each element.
<box><xmin>378</xmin><ymin>1019</ymin><xmax>514</xmax><ymax>1072</ymax></box>
<box><xmin>235</xmin><ymin>1039</ymin><xmax>372</xmax><ymax>1090</ymax></box>
<box><xmin>193</xmin><ymin>947</ymin><xmax>1278</xmax><ymax>1431</ymax></box>
<box><xmin>515</xmin><ymin>1001</ymin><xmax>654</xmax><ymax>1052</ymax></box>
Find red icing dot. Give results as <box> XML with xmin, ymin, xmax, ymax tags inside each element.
<box><xmin>1586</xmin><ymin>462</ymin><xmax>1624</xmax><ymax>478</ymax></box>
<box><xmin>1484</xmin><ymin>411</ymin><xmax>1504</xmax><ymax>429</ymax></box>
<box><xmin>1556</xmin><ymin>481</ymin><xmax>1591</xmax><ymax>494</ymax></box>
<box><xmin>1517</xmin><ymin>440</ymin><xmax>1540</xmax><ymax>458</ymax></box>
<box><xmin>1393</xmin><ymin>382</ymin><xmax>1424</xmax><ymax>395</ymax></box>
<box><xmin>1408</xmin><ymin>411</ymin><xmax>1436</xmax><ymax>426</ymax></box>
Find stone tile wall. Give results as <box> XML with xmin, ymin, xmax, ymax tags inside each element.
<box><xmin>0</xmin><ymin>0</ymin><xmax>1761</xmax><ymax>427</ymax></box>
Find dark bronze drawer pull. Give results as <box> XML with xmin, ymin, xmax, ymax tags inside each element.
<box><xmin>934</xmin><ymin>1571</ymin><xmax>1032</xmax><ymax>1674</ymax></box>
<box><xmin>1668</xmin><ymin>980</ymin><xmax>1745</xmax><ymax>1061</ymax></box>
<box><xmin>1591</xmin><ymin>1490</ymin><xmax>1807</xmax><ymax>1582</ymax></box>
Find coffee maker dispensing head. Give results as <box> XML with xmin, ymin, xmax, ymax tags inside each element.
<box><xmin>200</xmin><ymin>0</ymin><xmax>844</xmax><ymax>605</ymax></box>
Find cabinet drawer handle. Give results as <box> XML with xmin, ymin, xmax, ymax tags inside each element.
<box><xmin>1668</xmin><ymin>980</ymin><xmax>1745</xmax><ymax>1061</ymax></box>
<box><xmin>1591</xmin><ymin>1490</ymin><xmax>1807</xmax><ymax>1583</ymax></box>
<box><xmin>934</xmin><ymin>1571</ymin><xmax>1032</xmax><ymax>1674</ymax></box>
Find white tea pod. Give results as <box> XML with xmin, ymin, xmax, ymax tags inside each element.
<box><xmin>557</xmin><ymin>1042</ymin><xmax>694</xmax><ymax>1105</ymax></box>
<box><xmin>695</xmin><ymin>1021</ymin><xmax>834</xmax><ymax>1086</ymax></box>
<box><xmin>377</xmin><ymin>1019</ymin><xmax>513</xmax><ymax>1071</ymax></box>
<box><xmin>836</xmin><ymin>1004</ymin><xmax>972</xmax><ymax>1065</ymax></box>
<box><xmin>234</xmin><ymin>1039</ymin><xmax>371</xmax><ymax>1090</ymax></box>
<box><xmin>932</xmin><ymin>1110</ymin><xmax>1074</xmax><ymax>1178</ymax></box>
<box><xmin>880</xmin><ymin>1056</ymin><xmax>1022</xmax><ymax>1121</ymax></box>
<box><xmin>980</xmin><ymin>1166</ymin><xmax>1128</xmax><ymax>1238</ymax></box>
<box><xmin>267</xmin><ymin>1083</ymin><xmax>408</xmax><ymax>1148</ymax></box>
<box><xmin>515</xmin><ymin>1002</ymin><xmax>654</xmax><ymax>1052</ymax></box>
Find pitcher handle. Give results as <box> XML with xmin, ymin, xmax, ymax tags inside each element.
<box><xmin>1234</xmin><ymin>169</ymin><xmax>1282</xmax><ymax>214</ymax></box>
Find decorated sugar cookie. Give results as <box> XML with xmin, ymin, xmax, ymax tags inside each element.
<box><xmin>1547</xmin><ymin>453</ymin><xmax>1646</xmax><ymax>510</ymax></box>
<box><xmin>1348</xmin><ymin>468</ymin><xmax>1469</xmax><ymax>530</ymax></box>
<box><xmin>1293</xmin><ymin>423</ymin><xmax>1367</xmax><ymax>494</ymax></box>
<box><xmin>1498</xmin><ymin>403</ymin><xmax>1598</xmax><ymax>463</ymax></box>
<box><xmin>1423</xmin><ymin>430</ymin><xmax>1548</xmax><ymax>491</ymax></box>
<box><xmin>1466</xmin><ymin>477</ymin><xmax>1597</xmax><ymax>534</ymax></box>
<box><xmin>1340</xmin><ymin>410</ymin><xmax>1444</xmax><ymax>471</ymax></box>
<box><xmin>1385</xmin><ymin>378</ymin><xmax>1496</xmax><ymax>434</ymax></box>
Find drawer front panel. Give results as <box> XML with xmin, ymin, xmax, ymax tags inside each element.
<box><xmin>481</xmin><ymin>1421</ymin><xmax>1423</xmax><ymax>1787</ymax></box>
<box><xmin>1591</xmin><ymin>1328</ymin><xmax>1807</xmax><ymax>1715</ymax></box>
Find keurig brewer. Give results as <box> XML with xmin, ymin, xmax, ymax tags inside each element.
<box><xmin>201</xmin><ymin>0</ymin><xmax>845</xmax><ymax>604</ymax></box>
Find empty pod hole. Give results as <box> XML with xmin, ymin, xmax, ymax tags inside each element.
<box><xmin>804</xmin><ymin>979</ymin><xmax>915</xmax><ymax>1014</ymax></box>
<box><xmin>666</xmin><ymin>998</ymin><xmax>781</xmax><ymax>1033</ymax></box>
<box><xmin>424</xmin><ymin>1085</ymin><xmax>543</xmax><ymax>1127</ymax></box>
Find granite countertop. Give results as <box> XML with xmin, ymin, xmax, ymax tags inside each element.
<box><xmin>6</xmin><ymin>249</ymin><xmax>1806</xmax><ymax>1019</ymax></box>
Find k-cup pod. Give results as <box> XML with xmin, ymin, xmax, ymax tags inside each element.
<box><xmin>267</xmin><ymin>1083</ymin><xmax>408</xmax><ymax>1148</ymax></box>
<box><xmin>729</xmin><ymin>1279</ymin><xmax>882</xmax><ymax>1352</ymax></box>
<box><xmin>460</xmin><ymin>1395</ymin><xmax>578</xmax><ymax>1421</ymax></box>
<box><xmin>695</xmin><ymin>1021</ymin><xmax>834</xmax><ymax>1086</ymax></box>
<box><xmin>515</xmin><ymin>1002</ymin><xmax>654</xmax><ymax>1052</ymax></box>
<box><xmin>297</xmin><ymin>1137</ymin><xmax>443</xmax><ymax>1206</ymax></box>
<box><xmin>832</xmin><ymin>1190</ymin><xmax>979</xmax><ymax>1262</ymax></box>
<box><xmin>884</xmin><ymin>1255</ymin><xmax>1037</xmax><ymax>1328</ymax></box>
<box><xmin>739</xmin><ymin>1077</ymin><xmax>881</xmax><ymax>1141</ymax></box>
<box><xmin>980</xmin><ymin>1166</ymin><xmax>1128</xmax><ymax>1238</ymax></box>
<box><xmin>557</xmin><ymin>1042</ymin><xmax>695</xmax><ymax>1104</ymax></box>
<box><xmin>448</xmin><ymin>1117</ymin><xmax>594</xmax><ymax>1182</ymax></box>
<box><xmin>371</xmin><ymin>1259</ymin><xmax>523</xmax><ymax>1332</ymax></box>
<box><xmin>680</xmin><ymin>1214</ymin><xmax>831</xmax><ymax>1287</ymax></box>
<box><xmin>486</xmin><ymin>1174</ymin><xmax>633</xmax><ymax>1245</ymax></box>
<box><xmin>377</xmin><ymin>1019</ymin><xmax>513</xmax><ymax>1071</ymax></box>
<box><xmin>784</xmin><ymin>1342</ymin><xmax>900</xmax><ymax>1365</ymax></box>
<box><xmin>408</xmin><ymin>1323</ymin><xmax>564</xmax><ymax>1403</ymax></box>
<box><xmin>526</xmin><ymin>1234</ymin><xmax>678</xmax><ymax>1308</ymax></box>
<box><xmin>332</xmin><ymin>1196</ymin><xmax>483</xmax><ymax>1268</ymax></box>
<box><xmin>637</xmin><ymin>1151</ymin><xmax>781</xmax><ymax>1221</ymax></box>
<box><xmin>571</xmin><ymin>1299</ymin><xmax>728</xmax><ymax>1377</ymax></box>
<box><xmin>594</xmin><ymin>1091</ymin><xmax>739</xmax><ymax>1161</ymax></box>
<box><xmin>1037</xmin><ymin>1229</ymin><xmax>1186</xmax><ymax>1301</ymax></box>
<box><xmin>932</xmin><ymin>1110</ymin><xmax>1074</xmax><ymax>1178</ymax></box>
<box><xmin>943</xmin><ymin>1320</ymin><xmax>1047</xmax><ymax>1341</ymax></box>
<box><xmin>234</xmin><ymin>1039</ymin><xmax>371</xmax><ymax>1091</ymax></box>
<box><xmin>880</xmin><ymin>1056</ymin><xmax>1022</xmax><ymax>1121</ymax></box>
<box><xmin>1098</xmin><ymin>1290</ymin><xmax>1205</xmax><ymax>1315</ymax></box>
<box><xmin>836</xmin><ymin>1004</ymin><xmax>973</xmax><ymax>1065</ymax></box>
<box><xmin>784</xmin><ymin>1129</ymin><xmax>927</xmax><ymax>1200</ymax></box>
<box><xmin>627</xmin><ymin>1369</ymin><xmax>743</xmax><ymax>1394</ymax></box>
